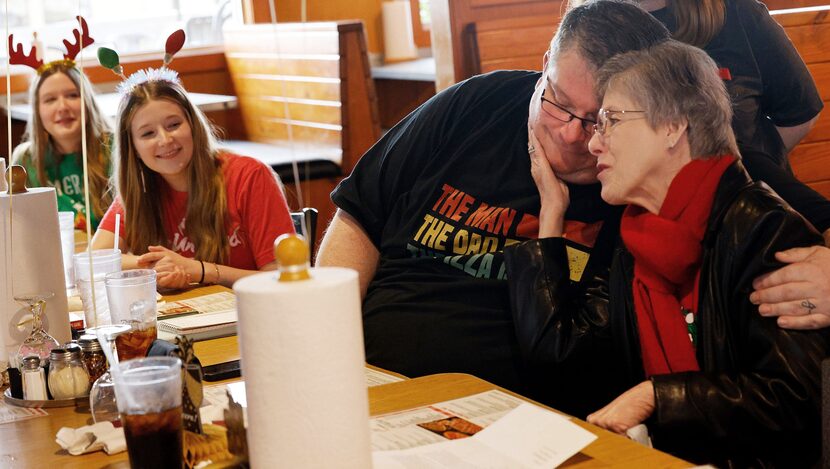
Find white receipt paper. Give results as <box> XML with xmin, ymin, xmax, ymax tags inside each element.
<box><xmin>373</xmin><ymin>403</ymin><xmax>597</xmax><ymax>468</ymax></box>
<box><xmin>0</xmin><ymin>399</ymin><xmax>47</xmax><ymax>424</ymax></box>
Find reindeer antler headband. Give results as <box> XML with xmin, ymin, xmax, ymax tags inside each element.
<box><xmin>98</xmin><ymin>29</ymin><xmax>186</xmax><ymax>96</ymax></box>
<box><xmin>8</xmin><ymin>16</ymin><xmax>94</xmax><ymax>75</ymax></box>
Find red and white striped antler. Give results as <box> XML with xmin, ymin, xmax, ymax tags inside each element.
<box><xmin>8</xmin><ymin>34</ymin><xmax>43</xmax><ymax>70</ymax></box>
<box><xmin>63</xmin><ymin>16</ymin><xmax>95</xmax><ymax>61</ymax></box>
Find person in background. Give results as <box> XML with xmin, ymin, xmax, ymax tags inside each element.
<box><xmin>91</xmin><ymin>69</ymin><xmax>294</xmax><ymax>289</ymax></box>
<box><xmin>508</xmin><ymin>39</ymin><xmax>828</xmax><ymax>466</ymax></box>
<box><xmin>12</xmin><ymin>55</ymin><xmax>112</xmax><ymax>231</ymax></box>
<box><xmin>565</xmin><ymin>0</ymin><xmax>824</xmax><ymax>157</ymax></box>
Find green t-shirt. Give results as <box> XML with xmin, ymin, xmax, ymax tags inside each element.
<box><xmin>15</xmin><ymin>139</ymin><xmax>112</xmax><ymax>231</ymax></box>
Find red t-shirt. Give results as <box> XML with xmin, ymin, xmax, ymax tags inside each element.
<box><xmin>99</xmin><ymin>153</ymin><xmax>294</xmax><ymax>269</ymax></box>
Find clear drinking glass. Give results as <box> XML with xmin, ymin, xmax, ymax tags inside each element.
<box><xmin>14</xmin><ymin>292</ymin><xmax>60</xmax><ymax>366</ymax></box>
<box><xmin>105</xmin><ymin>269</ymin><xmax>157</xmax><ymax>361</ymax></box>
<box><xmin>89</xmin><ymin>372</ymin><xmax>118</xmax><ymax>422</ymax></box>
<box><xmin>74</xmin><ymin>249</ymin><xmax>122</xmax><ymax>329</ymax></box>
<box><xmin>87</xmin><ymin>324</ymin><xmax>130</xmax><ymax>423</ymax></box>
<box><xmin>116</xmin><ymin>357</ymin><xmax>184</xmax><ymax>469</ymax></box>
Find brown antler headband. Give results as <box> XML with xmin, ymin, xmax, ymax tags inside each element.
<box><xmin>7</xmin><ymin>35</ymin><xmax>42</xmax><ymax>70</ymax></box>
<box><xmin>63</xmin><ymin>16</ymin><xmax>94</xmax><ymax>61</ymax></box>
<box><xmin>8</xmin><ymin>16</ymin><xmax>95</xmax><ymax>75</ymax></box>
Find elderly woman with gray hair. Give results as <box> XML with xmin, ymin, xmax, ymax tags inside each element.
<box><xmin>507</xmin><ymin>39</ymin><xmax>830</xmax><ymax>466</ymax></box>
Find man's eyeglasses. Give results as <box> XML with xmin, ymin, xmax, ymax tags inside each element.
<box><xmin>540</xmin><ymin>88</ymin><xmax>597</xmax><ymax>134</ymax></box>
<box><xmin>593</xmin><ymin>108</ymin><xmax>646</xmax><ymax>137</ymax></box>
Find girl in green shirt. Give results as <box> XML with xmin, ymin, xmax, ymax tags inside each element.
<box><xmin>12</xmin><ymin>61</ymin><xmax>112</xmax><ymax>230</ymax></box>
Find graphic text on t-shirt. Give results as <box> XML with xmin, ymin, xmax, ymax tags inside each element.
<box><xmin>406</xmin><ymin>183</ymin><xmax>538</xmax><ymax>280</ymax></box>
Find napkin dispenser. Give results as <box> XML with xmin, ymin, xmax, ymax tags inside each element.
<box><xmin>1</xmin><ymin>169</ymin><xmax>71</xmax><ymax>365</ymax></box>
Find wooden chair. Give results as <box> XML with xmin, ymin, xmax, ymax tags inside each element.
<box><xmin>764</xmin><ymin>0</ymin><xmax>830</xmax><ymax>9</ymax></box>
<box><xmin>291</xmin><ymin>207</ymin><xmax>319</xmax><ymax>254</ymax></box>
<box><xmin>468</xmin><ymin>16</ymin><xmax>558</xmax><ymax>76</ymax></box>
<box><xmin>429</xmin><ymin>0</ymin><xmax>565</xmax><ymax>91</ymax></box>
<box><xmin>771</xmin><ymin>6</ymin><xmax>830</xmax><ymax>199</ymax></box>
<box><xmin>222</xmin><ymin>21</ymin><xmax>381</xmax><ymax>250</ymax></box>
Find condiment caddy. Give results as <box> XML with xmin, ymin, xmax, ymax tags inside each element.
<box><xmin>4</xmin><ymin>337</ymin><xmax>104</xmax><ymax>408</ymax></box>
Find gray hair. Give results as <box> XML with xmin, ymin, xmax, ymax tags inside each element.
<box><xmin>550</xmin><ymin>0</ymin><xmax>671</xmax><ymax>70</ymax></box>
<box><xmin>595</xmin><ymin>40</ymin><xmax>739</xmax><ymax>158</ymax></box>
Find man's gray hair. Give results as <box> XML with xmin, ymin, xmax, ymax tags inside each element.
<box><xmin>550</xmin><ymin>0</ymin><xmax>671</xmax><ymax>70</ymax></box>
<box><xmin>595</xmin><ymin>40</ymin><xmax>739</xmax><ymax>158</ymax></box>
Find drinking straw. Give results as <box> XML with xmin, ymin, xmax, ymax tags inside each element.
<box><xmin>114</xmin><ymin>213</ymin><xmax>120</xmax><ymax>252</ymax></box>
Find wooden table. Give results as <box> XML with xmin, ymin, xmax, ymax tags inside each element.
<box><xmin>6</xmin><ymin>92</ymin><xmax>238</xmax><ymax>122</ymax></box>
<box><xmin>0</xmin><ymin>371</ymin><xmax>690</xmax><ymax>468</ymax></box>
<box><xmin>0</xmin><ymin>286</ymin><xmax>691</xmax><ymax>467</ymax></box>
<box><xmin>370</xmin><ymin>374</ymin><xmax>690</xmax><ymax>468</ymax></box>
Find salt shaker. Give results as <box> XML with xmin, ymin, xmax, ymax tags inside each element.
<box><xmin>21</xmin><ymin>356</ymin><xmax>48</xmax><ymax>401</ymax></box>
<box><xmin>48</xmin><ymin>346</ymin><xmax>90</xmax><ymax>399</ymax></box>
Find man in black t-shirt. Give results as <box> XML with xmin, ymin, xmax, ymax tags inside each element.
<box><xmin>317</xmin><ymin>1</ymin><xmax>668</xmax><ymax>399</ymax></box>
<box><xmin>316</xmin><ymin>0</ymin><xmax>830</xmax><ymax>400</ymax></box>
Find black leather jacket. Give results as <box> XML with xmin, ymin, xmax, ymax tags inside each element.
<box><xmin>505</xmin><ymin>161</ymin><xmax>829</xmax><ymax>467</ymax></box>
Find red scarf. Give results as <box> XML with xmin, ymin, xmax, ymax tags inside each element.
<box><xmin>620</xmin><ymin>155</ymin><xmax>735</xmax><ymax>377</ymax></box>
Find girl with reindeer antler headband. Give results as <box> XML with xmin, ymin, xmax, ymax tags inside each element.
<box><xmin>90</xmin><ymin>30</ymin><xmax>295</xmax><ymax>289</ymax></box>
<box><xmin>10</xmin><ymin>16</ymin><xmax>112</xmax><ymax>231</ymax></box>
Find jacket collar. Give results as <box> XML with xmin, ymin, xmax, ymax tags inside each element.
<box><xmin>703</xmin><ymin>159</ymin><xmax>754</xmax><ymax>246</ymax></box>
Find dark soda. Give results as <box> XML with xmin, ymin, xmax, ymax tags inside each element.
<box><xmin>122</xmin><ymin>406</ymin><xmax>183</xmax><ymax>469</ymax></box>
<box><xmin>115</xmin><ymin>325</ymin><xmax>157</xmax><ymax>361</ymax></box>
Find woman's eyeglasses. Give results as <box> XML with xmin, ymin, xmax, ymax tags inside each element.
<box><xmin>592</xmin><ymin>108</ymin><xmax>646</xmax><ymax>137</ymax></box>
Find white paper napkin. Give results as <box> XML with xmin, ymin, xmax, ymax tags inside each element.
<box><xmin>56</xmin><ymin>421</ymin><xmax>126</xmax><ymax>455</ymax></box>
<box><xmin>625</xmin><ymin>423</ymin><xmax>653</xmax><ymax>448</ymax></box>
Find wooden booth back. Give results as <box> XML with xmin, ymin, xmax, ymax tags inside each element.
<box><xmin>772</xmin><ymin>6</ymin><xmax>830</xmax><ymax>199</ymax></box>
<box><xmin>223</xmin><ymin>21</ymin><xmax>380</xmax><ymax>256</ymax></box>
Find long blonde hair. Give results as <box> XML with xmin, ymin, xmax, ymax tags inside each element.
<box><xmin>13</xmin><ymin>63</ymin><xmax>112</xmax><ymax>220</ymax></box>
<box><xmin>565</xmin><ymin>0</ymin><xmax>725</xmax><ymax>47</ymax></box>
<box><xmin>671</xmin><ymin>0</ymin><xmax>725</xmax><ymax>48</ymax></box>
<box><xmin>114</xmin><ymin>76</ymin><xmax>229</xmax><ymax>263</ymax></box>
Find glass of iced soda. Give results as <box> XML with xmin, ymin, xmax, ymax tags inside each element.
<box><xmin>115</xmin><ymin>356</ymin><xmax>183</xmax><ymax>468</ymax></box>
<box><xmin>105</xmin><ymin>269</ymin><xmax>158</xmax><ymax>361</ymax></box>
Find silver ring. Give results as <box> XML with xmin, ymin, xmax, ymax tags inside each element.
<box><xmin>528</xmin><ymin>144</ymin><xmax>536</xmax><ymax>154</ymax></box>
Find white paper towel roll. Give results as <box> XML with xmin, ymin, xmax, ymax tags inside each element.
<box><xmin>0</xmin><ymin>187</ymin><xmax>71</xmax><ymax>363</ymax></box>
<box><xmin>234</xmin><ymin>267</ymin><xmax>371</xmax><ymax>468</ymax></box>
<box><xmin>383</xmin><ymin>0</ymin><xmax>418</xmax><ymax>63</ymax></box>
